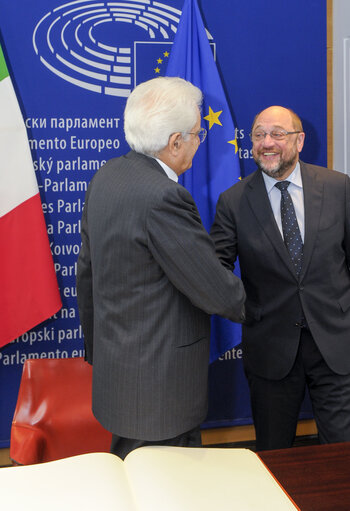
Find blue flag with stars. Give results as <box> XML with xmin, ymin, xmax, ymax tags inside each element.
<box><xmin>166</xmin><ymin>0</ymin><xmax>242</xmax><ymax>363</ymax></box>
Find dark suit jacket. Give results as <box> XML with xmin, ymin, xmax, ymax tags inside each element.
<box><xmin>211</xmin><ymin>161</ymin><xmax>350</xmax><ymax>380</ymax></box>
<box><xmin>77</xmin><ymin>151</ymin><xmax>245</xmax><ymax>441</ymax></box>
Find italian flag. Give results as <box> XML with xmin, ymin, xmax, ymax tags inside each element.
<box><xmin>0</xmin><ymin>45</ymin><xmax>61</xmax><ymax>348</ymax></box>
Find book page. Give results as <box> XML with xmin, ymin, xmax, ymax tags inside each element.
<box><xmin>0</xmin><ymin>452</ymin><xmax>137</xmax><ymax>511</ymax></box>
<box><xmin>124</xmin><ymin>446</ymin><xmax>298</xmax><ymax>511</ymax></box>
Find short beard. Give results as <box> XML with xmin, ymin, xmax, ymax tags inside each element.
<box><xmin>255</xmin><ymin>154</ymin><xmax>297</xmax><ymax>179</ymax></box>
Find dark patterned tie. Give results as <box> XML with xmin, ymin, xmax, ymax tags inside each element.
<box><xmin>275</xmin><ymin>181</ymin><xmax>303</xmax><ymax>276</ymax></box>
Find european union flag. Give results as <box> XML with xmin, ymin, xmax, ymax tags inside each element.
<box><xmin>135</xmin><ymin>42</ymin><xmax>172</xmax><ymax>86</ymax></box>
<box><xmin>166</xmin><ymin>0</ymin><xmax>242</xmax><ymax>363</ymax></box>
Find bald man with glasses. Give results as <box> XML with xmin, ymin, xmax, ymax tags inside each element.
<box><xmin>211</xmin><ymin>105</ymin><xmax>350</xmax><ymax>451</ymax></box>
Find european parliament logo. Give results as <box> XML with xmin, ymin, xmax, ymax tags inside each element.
<box><xmin>32</xmin><ymin>0</ymin><xmax>207</xmax><ymax>97</ymax></box>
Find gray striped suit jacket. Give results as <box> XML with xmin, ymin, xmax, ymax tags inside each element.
<box><xmin>77</xmin><ymin>150</ymin><xmax>245</xmax><ymax>441</ymax></box>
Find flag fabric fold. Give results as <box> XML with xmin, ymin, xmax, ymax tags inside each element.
<box><xmin>166</xmin><ymin>0</ymin><xmax>242</xmax><ymax>362</ymax></box>
<box><xmin>0</xmin><ymin>44</ymin><xmax>62</xmax><ymax>348</ymax></box>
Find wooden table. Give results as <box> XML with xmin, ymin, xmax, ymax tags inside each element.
<box><xmin>258</xmin><ymin>442</ymin><xmax>350</xmax><ymax>510</ymax></box>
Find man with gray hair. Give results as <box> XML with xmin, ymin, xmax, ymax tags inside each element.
<box><xmin>77</xmin><ymin>76</ymin><xmax>246</xmax><ymax>459</ymax></box>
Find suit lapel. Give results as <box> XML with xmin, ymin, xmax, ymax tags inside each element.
<box><xmin>299</xmin><ymin>161</ymin><xmax>324</xmax><ymax>280</ymax></box>
<box><xmin>246</xmin><ymin>170</ymin><xmax>298</xmax><ymax>278</ymax></box>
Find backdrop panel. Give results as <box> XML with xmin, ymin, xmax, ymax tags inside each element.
<box><xmin>0</xmin><ymin>0</ymin><xmax>326</xmax><ymax>446</ymax></box>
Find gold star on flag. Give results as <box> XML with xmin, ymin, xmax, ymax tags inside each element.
<box><xmin>228</xmin><ymin>138</ymin><xmax>238</xmax><ymax>154</ymax></box>
<box><xmin>154</xmin><ymin>67</ymin><xmax>161</xmax><ymax>74</ymax></box>
<box><xmin>157</xmin><ymin>58</ymin><xmax>163</xmax><ymax>64</ymax></box>
<box><xmin>163</xmin><ymin>51</ymin><xmax>170</xmax><ymax>57</ymax></box>
<box><xmin>204</xmin><ymin>106</ymin><xmax>223</xmax><ymax>129</ymax></box>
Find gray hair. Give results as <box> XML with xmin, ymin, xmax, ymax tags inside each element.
<box><xmin>124</xmin><ymin>76</ymin><xmax>203</xmax><ymax>156</ymax></box>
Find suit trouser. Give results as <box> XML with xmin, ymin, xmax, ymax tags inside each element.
<box><xmin>110</xmin><ymin>425</ymin><xmax>202</xmax><ymax>460</ymax></box>
<box><xmin>246</xmin><ymin>328</ymin><xmax>350</xmax><ymax>451</ymax></box>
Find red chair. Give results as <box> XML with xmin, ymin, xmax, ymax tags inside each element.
<box><xmin>10</xmin><ymin>357</ymin><xmax>112</xmax><ymax>465</ymax></box>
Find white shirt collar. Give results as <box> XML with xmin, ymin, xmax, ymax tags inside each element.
<box><xmin>154</xmin><ymin>158</ymin><xmax>178</xmax><ymax>183</ymax></box>
<box><xmin>262</xmin><ymin>161</ymin><xmax>302</xmax><ymax>193</ymax></box>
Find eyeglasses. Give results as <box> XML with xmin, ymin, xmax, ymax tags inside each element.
<box><xmin>249</xmin><ymin>129</ymin><xmax>302</xmax><ymax>142</ymax></box>
<box><xmin>186</xmin><ymin>127</ymin><xmax>207</xmax><ymax>143</ymax></box>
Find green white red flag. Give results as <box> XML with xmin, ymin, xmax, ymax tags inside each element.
<box><xmin>0</xmin><ymin>44</ymin><xmax>61</xmax><ymax>348</ymax></box>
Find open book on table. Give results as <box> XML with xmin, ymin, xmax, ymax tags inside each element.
<box><xmin>0</xmin><ymin>446</ymin><xmax>299</xmax><ymax>510</ymax></box>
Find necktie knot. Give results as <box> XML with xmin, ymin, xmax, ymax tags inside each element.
<box><xmin>275</xmin><ymin>181</ymin><xmax>290</xmax><ymax>192</ymax></box>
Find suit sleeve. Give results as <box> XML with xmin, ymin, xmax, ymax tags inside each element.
<box><xmin>345</xmin><ymin>174</ymin><xmax>350</xmax><ymax>270</ymax></box>
<box><xmin>146</xmin><ymin>185</ymin><xmax>246</xmax><ymax>323</ymax></box>
<box><xmin>76</xmin><ymin>188</ymin><xmax>94</xmax><ymax>364</ymax></box>
<box><xmin>210</xmin><ymin>192</ymin><xmax>239</xmax><ymax>272</ymax></box>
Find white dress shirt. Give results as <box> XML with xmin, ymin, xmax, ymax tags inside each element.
<box><xmin>261</xmin><ymin>161</ymin><xmax>305</xmax><ymax>242</ymax></box>
<box><xmin>155</xmin><ymin>157</ymin><xmax>178</xmax><ymax>183</ymax></box>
